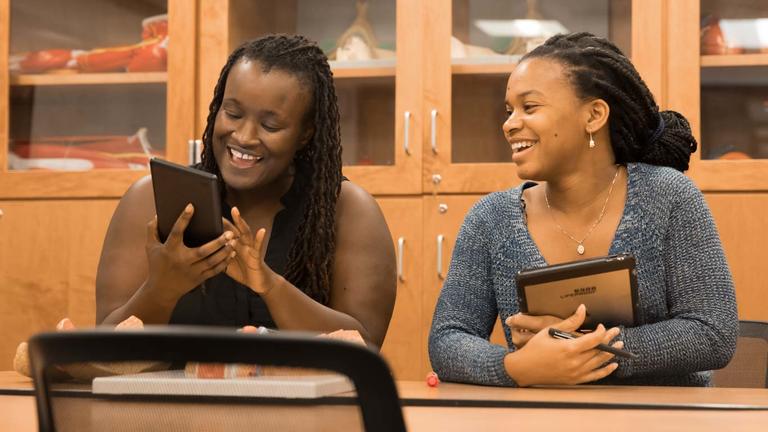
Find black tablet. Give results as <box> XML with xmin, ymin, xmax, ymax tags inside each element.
<box><xmin>515</xmin><ymin>253</ymin><xmax>640</xmax><ymax>329</ymax></box>
<box><xmin>149</xmin><ymin>158</ymin><xmax>223</xmax><ymax>248</ymax></box>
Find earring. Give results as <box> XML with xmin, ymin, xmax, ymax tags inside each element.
<box><xmin>588</xmin><ymin>132</ymin><xmax>596</xmax><ymax>149</ymax></box>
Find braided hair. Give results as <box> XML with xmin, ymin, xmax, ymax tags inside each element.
<box><xmin>199</xmin><ymin>34</ymin><xmax>342</xmax><ymax>305</ymax></box>
<box><xmin>521</xmin><ymin>32</ymin><xmax>697</xmax><ymax>171</ymax></box>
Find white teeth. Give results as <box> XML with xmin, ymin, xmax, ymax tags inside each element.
<box><xmin>511</xmin><ymin>141</ymin><xmax>536</xmax><ymax>152</ymax></box>
<box><xmin>229</xmin><ymin>148</ymin><xmax>262</xmax><ymax>161</ymax></box>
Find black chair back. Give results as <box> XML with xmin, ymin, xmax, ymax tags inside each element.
<box><xmin>28</xmin><ymin>326</ymin><xmax>406</xmax><ymax>432</ymax></box>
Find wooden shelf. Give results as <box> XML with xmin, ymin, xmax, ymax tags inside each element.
<box><xmin>9</xmin><ymin>72</ymin><xmax>168</xmax><ymax>86</ymax></box>
<box><xmin>451</xmin><ymin>63</ymin><xmax>516</xmax><ymax>75</ymax></box>
<box><xmin>331</xmin><ymin>66</ymin><xmax>396</xmax><ymax>78</ymax></box>
<box><xmin>701</xmin><ymin>54</ymin><xmax>768</xmax><ymax>68</ymax></box>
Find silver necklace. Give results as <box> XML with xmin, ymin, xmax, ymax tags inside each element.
<box><xmin>544</xmin><ymin>166</ymin><xmax>621</xmax><ymax>255</ymax></box>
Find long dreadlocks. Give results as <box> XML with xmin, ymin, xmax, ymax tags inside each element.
<box><xmin>199</xmin><ymin>34</ymin><xmax>342</xmax><ymax>305</ymax></box>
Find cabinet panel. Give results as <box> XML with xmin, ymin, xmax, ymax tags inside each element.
<box><xmin>0</xmin><ymin>0</ymin><xmax>195</xmax><ymax>198</ymax></box>
<box><xmin>377</xmin><ymin>197</ymin><xmax>423</xmax><ymax>380</ymax></box>
<box><xmin>0</xmin><ymin>199</ymin><xmax>117</xmax><ymax>370</ymax></box>
<box><xmin>424</xmin><ymin>0</ymin><xmax>647</xmax><ymax>194</ymax></box>
<box><xmin>197</xmin><ymin>0</ymin><xmax>422</xmax><ymax>195</ymax></box>
<box><xmin>422</xmin><ymin>195</ymin><xmax>499</xmax><ymax>374</ymax></box>
<box><xmin>668</xmin><ymin>0</ymin><xmax>768</xmax><ymax>190</ymax></box>
<box><xmin>705</xmin><ymin>193</ymin><xmax>768</xmax><ymax>321</ymax></box>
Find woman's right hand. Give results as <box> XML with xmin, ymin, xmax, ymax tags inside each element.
<box><xmin>144</xmin><ymin>204</ymin><xmax>237</xmax><ymax>302</ymax></box>
<box><xmin>504</xmin><ymin>320</ymin><xmax>623</xmax><ymax>387</ymax></box>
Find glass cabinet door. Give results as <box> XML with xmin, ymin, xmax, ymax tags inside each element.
<box><xmin>198</xmin><ymin>0</ymin><xmax>422</xmax><ymax>195</ymax></box>
<box><xmin>0</xmin><ymin>0</ymin><xmax>195</xmax><ymax>198</ymax></box>
<box><xmin>670</xmin><ymin>0</ymin><xmax>768</xmax><ymax>190</ymax></box>
<box><xmin>425</xmin><ymin>0</ymin><xmax>639</xmax><ymax>194</ymax></box>
<box><xmin>700</xmin><ymin>0</ymin><xmax>768</xmax><ymax>161</ymax></box>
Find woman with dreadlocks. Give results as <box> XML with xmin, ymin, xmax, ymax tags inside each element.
<box><xmin>96</xmin><ymin>34</ymin><xmax>396</xmax><ymax>348</ymax></box>
<box><xmin>429</xmin><ymin>33</ymin><xmax>737</xmax><ymax>386</ymax></box>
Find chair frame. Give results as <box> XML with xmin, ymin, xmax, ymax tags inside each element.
<box><xmin>736</xmin><ymin>320</ymin><xmax>768</xmax><ymax>388</ymax></box>
<box><xmin>28</xmin><ymin>326</ymin><xmax>406</xmax><ymax>432</ymax></box>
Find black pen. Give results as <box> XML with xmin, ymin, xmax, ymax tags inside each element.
<box><xmin>548</xmin><ymin>328</ymin><xmax>639</xmax><ymax>360</ymax></box>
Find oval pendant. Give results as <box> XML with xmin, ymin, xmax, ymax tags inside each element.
<box><xmin>577</xmin><ymin>244</ymin><xmax>585</xmax><ymax>255</ymax></box>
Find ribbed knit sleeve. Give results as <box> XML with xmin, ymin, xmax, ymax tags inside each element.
<box><xmin>610</xmin><ymin>173</ymin><xmax>738</xmax><ymax>381</ymax></box>
<box><xmin>428</xmin><ymin>196</ymin><xmax>518</xmax><ymax>386</ymax></box>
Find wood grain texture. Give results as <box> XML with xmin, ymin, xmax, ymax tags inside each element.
<box><xmin>165</xmin><ymin>0</ymin><xmax>197</xmax><ymax>164</ymax></box>
<box><xmin>0</xmin><ymin>0</ymin><xmax>9</xmax><ymax>175</ymax></box>
<box><xmin>10</xmin><ymin>72</ymin><xmax>167</xmax><ymax>86</ymax></box>
<box><xmin>0</xmin><ymin>199</ymin><xmax>118</xmax><ymax>370</ymax></box>
<box><xmin>421</xmin><ymin>195</ymin><xmax>484</xmax><ymax>376</ymax></box>
<box><xmin>197</xmin><ymin>0</ymin><xmax>230</xmax><ymax>141</ymax></box>
<box><xmin>378</xmin><ymin>197</ymin><xmax>424</xmax><ymax>381</ymax></box>
<box><xmin>631</xmin><ymin>0</ymin><xmax>665</xmax><ymax>104</ymax></box>
<box><xmin>704</xmin><ymin>193</ymin><xmax>768</xmax><ymax>321</ymax></box>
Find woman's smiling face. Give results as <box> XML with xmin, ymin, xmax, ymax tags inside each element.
<box><xmin>213</xmin><ymin>59</ymin><xmax>314</xmax><ymax>191</ymax></box>
<box><xmin>503</xmin><ymin>57</ymin><xmax>593</xmax><ymax>180</ymax></box>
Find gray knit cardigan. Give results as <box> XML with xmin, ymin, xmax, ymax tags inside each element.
<box><xmin>428</xmin><ymin>163</ymin><xmax>738</xmax><ymax>386</ymax></box>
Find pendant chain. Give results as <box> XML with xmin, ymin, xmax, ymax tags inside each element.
<box><xmin>544</xmin><ymin>166</ymin><xmax>621</xmax><ymax>255</ymax></box>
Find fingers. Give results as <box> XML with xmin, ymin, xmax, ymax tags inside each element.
<box><xmin>192</xmin><ymin>230</ymin><xmax>236</xmax><ymax>264</ymax></box>
<box><xmin>552</xmin><ymin>304</ymin><xmax>587</xmax><ymax>333</ymax></box>
<box><xmin>252</xmin><ymin>228</ymin><xmax>267</xmax><ymax>259</ymax></box>
<box><xmin>575</xmin><ymin>362</ymin><xmax>619</xmax><ymax>384</ymax></box>
<box><xmin>583</xmin><ymin>340</ymin><xmax>624</xmax><ymax>372</ymax></box>
<box><xmin>231</xmin><ymin>207</ymin><xmax>254</xmax><ymax>245</ymax></box>
<box><xmin>147</xmin><ymin>216</ymin><xmax>161</xmax><ymax>244</ymax></box>
<box><xmin>167</xmin><ymin>204</ymin><xmax>194</xmax><ymax>246</ymax></box>
<box><xmin>196</xmin><ymin>246</ymin><xmax>237</xmax><ymax>281</ymax></box>
<box><xmin>570</xmin><ymin>325</ymin><xmax>621</xmax><ymax>352</ymax></box>
<box><xmin>510</xmin><ymin>328</ymin><xmax>534</xmax><ymax>348</ymax></box>
<box><xmin>222</xmin><ymin>218</ymin><xmax>240</xmax><ymax>237</ymax></box>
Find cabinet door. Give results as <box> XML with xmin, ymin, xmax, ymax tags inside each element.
<box><xmin>0</xmin><ymin>199</ymin><xmax>117</xmax><ymax>370</ymax></box>
<box><xmin>669</xmin><ymin>0</ymin><xmax>768</xmax><ymax>191</ymax></box>
<box><xmin>0</xmin><ymin>0</ymin><xmax>195</xmax><ymax>199</ymax></box>
<box><xmin>377</xmin><ymin>197</ymin><xmax>423</xmax><ymax>380</ymax></box>
<box><xmin>705</xmin><ymin>193</ymin><xmax>768</xmax><ymax>321</ymax></box>
<box><xmin>421</xmin><ymin>195</ymin><xmax>506</xmax><ymax>374</ymax></box>
<box><xmin>197</xmin><ymin>0</ymin><xmax>422</xmax><ymax>195</ymax></box>
<box><xmin>423</xmin><ymin>0</ymin><xmax>657</xmax><ymax>194</ymax></box>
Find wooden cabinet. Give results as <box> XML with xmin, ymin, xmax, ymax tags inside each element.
<box><xmin>0</xmin><ymin>0</ymin><xmax>196</xmax><ymax>199</ymax></box>
<box><xmin>197</xmin><ymin>0</ymin><xmax>423</xmax><ymax>195</ymax></box>
<box><xmin>0</xmin><ymin>199</ymin><xmax>118</xmax><ymax>370</ymax></box>
<box><xmin>378</xmin><ymin>197</ymin><xmax>424</xmax><ymax>380</ymax></box>
<box><xmin>1</xmin><ymin>0</ymin><xmax>765</xmax><ymax>378</ymax></box>
<box><xmin>667</xmin><ymin>0</ymin><xmax>768</xmax><ymax>190</ymax></box>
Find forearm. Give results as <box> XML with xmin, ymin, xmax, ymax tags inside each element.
<box><xmin>613</xmin><ymin>311</ymin><xmax>737</xmax><ymax>378</ymax></box>
<box><xmin>261</xmin><ymin>276</ymin><xmax>374</xmax><ymax>345</ymax></box>
<box><xmin>429</xmin><ymin>328</ymin><xmax>516</xmax><ymax>386</ymax></box>
<box><xmin>99</xmin><ymin>280</ymin><xmax>180</xmax><ymax>326</ymax></box>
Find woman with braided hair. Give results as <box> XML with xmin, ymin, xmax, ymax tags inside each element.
<box><xmin>429</xmin><ymin>32</ymin><xmax>737</xmax><ymax>385</ymax></box>
<box><xmin>96</xmin><ymin>34</ymin><xmax>396</xmax><ymax>348</ymax></box>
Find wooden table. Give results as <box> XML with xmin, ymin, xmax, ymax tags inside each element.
<box><xmin>2</xmin><ymin>371</ymin><xmax>767</xmax><ymax>431</ymax></box>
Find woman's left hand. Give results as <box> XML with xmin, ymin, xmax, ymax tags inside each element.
<box><xmin>224</xmin><ymin>207</ymin><xmax>281</xmax><ymax>295</ymax></box>
<box><xmin>506</xmin><ymin>304</ymin><xmax>587</xmax><ymax>348</ymax></box>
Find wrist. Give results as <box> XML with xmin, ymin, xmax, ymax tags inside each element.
<box><xmin>503</xmin><ymin>349</ymin><xmax>532</xmax><ymax>387</ymax></box>
<box><xmin>260</xmin><ymin>274</ymin><xmax>287</xmax><ymax>299</ymax></box>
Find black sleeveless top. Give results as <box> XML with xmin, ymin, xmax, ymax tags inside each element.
<box><xmin>168</xmin><ymin>174</ymin><xmax>310</xmax><ymax>328</ymax></box>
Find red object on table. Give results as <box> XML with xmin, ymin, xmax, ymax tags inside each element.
<box><xmin>426</xmin><ymin>371</ymin><xmax>440</xmax><ymax>387</ymax></box>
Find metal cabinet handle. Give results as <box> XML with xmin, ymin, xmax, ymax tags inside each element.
<box><xmin>437</xmin><ymin>234</ymin><xmax>445</xmax><ymax>280</ymax></box>
<box><xmin>188</xmin><ymin>139</ymin><xmax>202</xmax><ymax>165</ymax></box>
<box><xmin>403</xmin><ymin>111</ymin><xmax>412</xmax><ymax>155</ymax></box>
<box><xmin>430</xmin><ymin>109</ymin><xmax>438</xmax><ymax>154</ymax></box>
<box><xmin>397</xmin><ymin>237</ymin><xmax>406</xmax><ymax>282</ymax></box>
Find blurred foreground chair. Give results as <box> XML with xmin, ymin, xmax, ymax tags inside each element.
<box><xmin>28</xmin><ymin>327</ymin><xmax>406</xmax><ymax>432</ymax></box>
<box><xmin>713</xmin><ymin>320</ymin><xmax>768</xmax><ymax>388</ymax></box>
